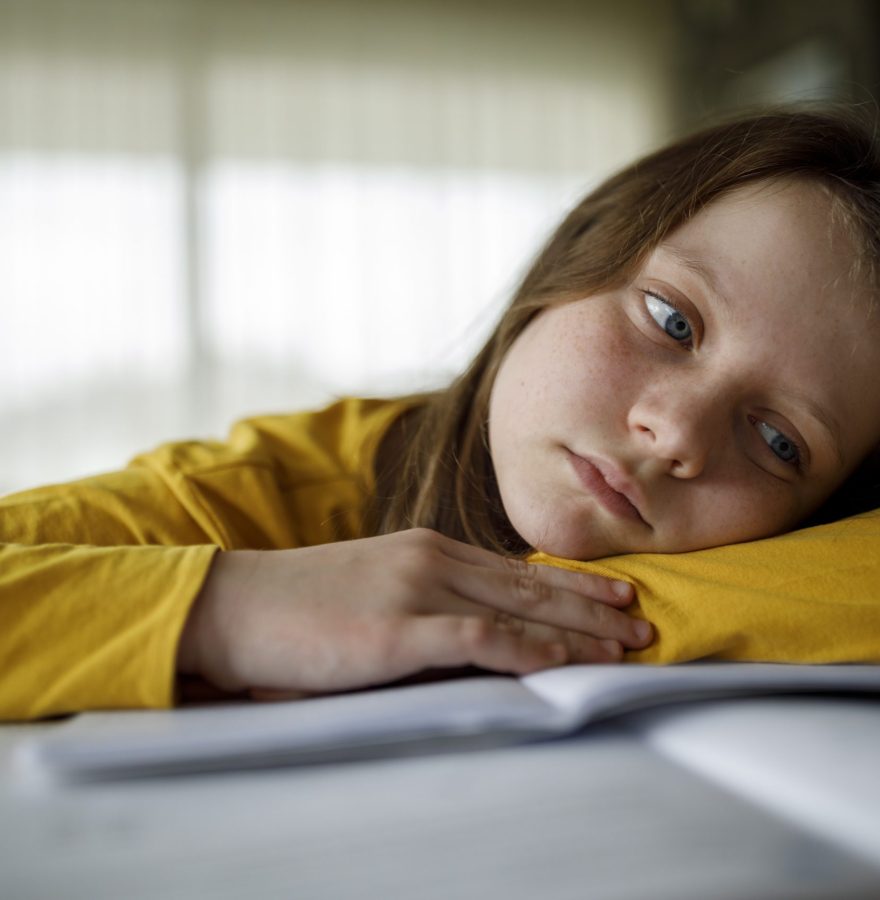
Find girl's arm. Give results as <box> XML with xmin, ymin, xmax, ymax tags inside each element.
<box><xmin>0</xmin><ymin>452</ymin><xmax>233</xmax><ymax>720</ymax></box>
<box><xmin>1</xmin><ymin>399</ymin><xmax>651</xmax><ymax>720</ymax></box>
<box><xmin>0</xmin><ymin>541</ymin><xmax>216</xmax><ymax>719</ymax></box>
<box><xmin>177</xmin><ymin>529</ymin><xmax>652</xmax><ymax>698</ymax></box>
<box><xmin>532</xmin><ymin>509</ymin><xmax>880</xmax><ymax>665</ymax></box>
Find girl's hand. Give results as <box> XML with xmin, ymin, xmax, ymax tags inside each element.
<box><xmin>176</xmin><ymin>528</ymin><xmax>653</xmax><ymax>698</ymax></box>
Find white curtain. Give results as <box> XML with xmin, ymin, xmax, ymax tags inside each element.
<box><xmin>0</xmin><ymin>0</ymin><xmax>675</xmax><ymax>492</ymax></box>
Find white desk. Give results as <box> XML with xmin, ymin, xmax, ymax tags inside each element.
<box><xmin>3</xmin><ymin>698</ymin><xmax>880</xmax><ymax>899</ymax></box>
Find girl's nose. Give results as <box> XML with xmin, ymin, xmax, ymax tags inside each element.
<box><xmin>627</xmin><ymin>387</ymin><xmax>717</xmax><ymax>479</ymax></box>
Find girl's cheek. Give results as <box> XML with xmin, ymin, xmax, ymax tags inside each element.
<box><xmin>596</xmin><ymin>319</ymin><xmax>649</xmax><ymax>391</ymax></box>
<box><xmin>709</xmin><ymin>477</ymin><xmax>798</xmax><ymax>540</ymax></box>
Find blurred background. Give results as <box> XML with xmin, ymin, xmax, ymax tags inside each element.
<box><xmin>1</xmin><ymin>0</ymin><xmax>879</xmax><ymax>493</ymax></box>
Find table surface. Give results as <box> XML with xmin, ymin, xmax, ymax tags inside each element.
<box><xmin>3</xmin><ymin>696</ymin><xmax>880</xmax><ymax>900</ymax></box>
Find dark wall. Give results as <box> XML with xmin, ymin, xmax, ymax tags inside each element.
<box><xmin>670</xmin><ymin>0</ymin><xmax>880</xmax><ymax>130</ymax></box>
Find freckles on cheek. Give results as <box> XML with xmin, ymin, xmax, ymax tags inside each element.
<box><xmin>536</xmin><ymin>302</ymin><xmax>632</xmax><ymax>396</ymax></box>
<box><xmin>603</xmin><ymin>328</ymin><xmax>632</xmax><ymax>364</ymax></box>
<box><xmin>584</xmin><ymin>325</ymin><xmax>635</xmax><ymax>393</ymax></box>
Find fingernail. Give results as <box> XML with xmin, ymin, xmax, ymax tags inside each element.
<box><xmin>612</xmin><ymin>580</ymin><xmax>633</xmax><ymax>600</ymax></box>
<box><xmin>634</xmin><ymin>620</ymin><xmax>652</xmax><ymax>642</ymax></box>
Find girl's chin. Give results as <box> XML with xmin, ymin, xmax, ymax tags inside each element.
<box><xmin>515</xmin><ymin>518</ymin><xmax>615</xmax><ymax>562</ymax></box>
<box><xmin>501</xmin><ymin>487</ymin><xmax>625</xmax><ymax>560</ymax></box>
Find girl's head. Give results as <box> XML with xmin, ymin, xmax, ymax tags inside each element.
<box><xmin>378</xmin><ymin>106</ymin><xmax>880</xmax><ymax>559</ymax></box>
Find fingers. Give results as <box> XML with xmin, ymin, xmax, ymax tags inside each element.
<box><xmin>396</xmin><ymin>615</ymin><xmax>567</xmax><ymax>676</ymax></box>
<box><xmin>432</xmin><ymin>531</ymin><xmax>635</xmax><ymax>608</ymax></box>
<box><xmin>441</xmin><ymin>558</ymin><xmax>652</xmax><ymax>650</ymax></box>
<box><xmin>413</xmin><ymin>587</ymin><xmax>633</xmax><ymax>665</ymax></box>
<box><xmin>487</xmin><ymin>610</ymin><xmax>628</xmax><ymax>665</ymax></box>
<box><xmin>396</xmin><ymin>614</ymin><xmax>625</xmax><ymax>677</ymax></box>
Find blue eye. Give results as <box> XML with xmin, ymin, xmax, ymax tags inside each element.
<box><xmin>645</xmin><ymin>292</ymin><xmax>693</xmax><ymax>343</ymax></box>
<box><xmin>756</xmin><ymin>420</ymin><xmax>800</xmax><ymax>465</ymax></box>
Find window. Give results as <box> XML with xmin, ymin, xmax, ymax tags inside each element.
<box><xmin>0</xmin><ymin>0</ymin><xmax>674</xmax><ymax>491</ymax></box>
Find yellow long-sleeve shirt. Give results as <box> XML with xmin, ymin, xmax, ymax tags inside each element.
<box><xmin>3</xmin><ymin>397</ymin><xmax>880</xmax><ymax>721</ymax></box>
<box><xmin>0</xmin><ymin>398</ymin><xmax>404</xmax><ymax>720</ymax></box>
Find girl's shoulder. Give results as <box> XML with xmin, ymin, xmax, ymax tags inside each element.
<box><xmin>232</xmin><ymin>396</ymin><xmax>416</xmax><ymax>487</ymax></box>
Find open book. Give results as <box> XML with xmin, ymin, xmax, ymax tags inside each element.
<box><xmin>16</xmin><ymin>662</ymin><xmax>880</xmax><ymax>782</ymax></box>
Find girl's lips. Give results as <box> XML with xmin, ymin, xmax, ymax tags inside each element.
<box><xmin>566</xmin><ymin>450</ymin><xmax>647</xmax><ymax>524</ymax></box>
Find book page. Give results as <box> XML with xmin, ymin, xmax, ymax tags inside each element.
<box><xmin>16</xmin><ymin>662</ymin><xmax>880</xmax><ymax>782</ymax></box>
<box><xmin>522</xmin><ymin>661</ymin><xmax>880</xmax><ymax>728</ymax></box>
<box><xmin>16</xmin><ymin>675</ymin><xmax>559</xmax><ymax>782</ymax></box>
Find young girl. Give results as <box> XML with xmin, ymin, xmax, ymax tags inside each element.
<box><xmin>4</xmin><ymin>106</ymin><xmax>880</xmax><ymax>720</ymax></box>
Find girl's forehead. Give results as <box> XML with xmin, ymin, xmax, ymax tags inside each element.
<box><xmin>658</xmin><ymin>179</ymin><xmax>860</xmax><ymax>298</ymax></box>
<box><xmin>679</xmin><ymin>179</ymin><xmax>836</xmax><ymax>244</ymax></box>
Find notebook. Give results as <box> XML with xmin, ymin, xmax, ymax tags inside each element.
<box><xmin>15</xmin><ymin>662</ymin><xmax>880</xmax><ymax>782</ymax></box>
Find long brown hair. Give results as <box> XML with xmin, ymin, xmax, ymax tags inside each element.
<box><xmin>371</xmin><ymin>105</ymin><xmax>880</xmax><ymax>553</ymax></box>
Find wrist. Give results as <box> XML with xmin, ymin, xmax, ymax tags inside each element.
<box><xmin>176</xmin><ymin>550</ymin><xmax>261</xmax><ymax>691</ymax></box>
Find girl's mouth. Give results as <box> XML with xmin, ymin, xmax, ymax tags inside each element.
<box><xmin>566</xmin><ymin>450</ymin><xmax>648</xmax><ymax>525</ymax></box>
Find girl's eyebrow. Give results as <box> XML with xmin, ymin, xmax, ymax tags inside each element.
<box><xmin>657</xmin><ymin>245</ymin><xmax>845</xmax><ymax>468</ymax></box>
<box><xmin>657</xmin><ymin>245</ymin><xmax>732</xmax><ymax>312</ymax></box>
<box><xmin>781</xmin><ymin>388</ymin><xmax>845</xmax><ymax>468</ymax></box>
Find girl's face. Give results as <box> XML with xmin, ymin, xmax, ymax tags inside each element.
<box><xmin>488</xmin><ymin>179</ymin><xmax>880</xmax><ymax>560</ymax></box>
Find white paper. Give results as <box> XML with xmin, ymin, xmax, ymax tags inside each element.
<box><xmin>15</xmin><ymin>662</ymin><xmax>880</xmax><ymax>782</ymax></box>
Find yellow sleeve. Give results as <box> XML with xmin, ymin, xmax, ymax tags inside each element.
<box><xmin>0</xmin><ymin>543</ymin><xmax>216</xmax><ymax>720</ymax></box>
<box><xmin>531</xmin><ymin>510</ymin><xmax>880</xmax><ymax>664</ymax></box>
<box><xmin>0</xmin><ymin>397</ymin><xmax>406</xmax><ymax>720</ymax></box>
<box><xmin>0</xmin><ymin>459</ymin><xmax>222</xmax><ymax>720</ymax></box>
